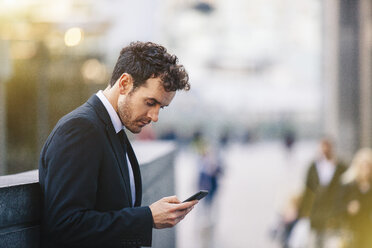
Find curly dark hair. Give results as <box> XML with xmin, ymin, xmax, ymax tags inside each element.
<box><xmin>110</xmin><ymin>41</ymin><xmax>190</xmax><ymax>92</ymax></box>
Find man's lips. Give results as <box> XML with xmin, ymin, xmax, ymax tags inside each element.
<box><xmin>138</xmin><ymin>121</ymin><xmax>150</xmax><ymax>127</ymax></box>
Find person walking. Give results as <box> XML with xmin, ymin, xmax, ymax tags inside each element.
<box><xmin>338</xmin><ymin>148</ymin><xmax>372</xmax><ymax>248</ymax></box>
<box><xmin>298</xmin><ymin>138</ymin><xmax>347</xmax><ymax>248</ymax></box>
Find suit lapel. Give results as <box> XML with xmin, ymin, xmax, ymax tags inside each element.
<box><xmin>106</xmin><ymin>127</ymin><xmax>133</xmax><ymax>206</ymax></box>
<box><xmin>87</xmin><ymin>95</ymin><xmax>133</xmax><ymax>206</ymax></box>
<box><xmin>329</xmin><ymin>162</ymin><xmax>343</xmax><ymax>187</ymax></box>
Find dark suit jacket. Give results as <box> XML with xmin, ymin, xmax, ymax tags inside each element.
<box><xmin>39</xmin><ymin>95</ymin><xmax>153</xmax><ymax>248</ymax></box>
<box><xmin>299</xmin><ymin>160</ymin><xmax>347</xmax><ymax>230</ymax></box>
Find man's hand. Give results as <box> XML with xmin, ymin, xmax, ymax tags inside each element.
<box><xmin>149</xmin><ymin>195</ymin><xmax>198</xmax><ymax>229</ymax></box>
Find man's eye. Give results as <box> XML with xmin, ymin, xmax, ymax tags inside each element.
<box><xmin>146</xmin><ymin>102</ymin><xmax>155</xmax><ymax>106</ymax></box>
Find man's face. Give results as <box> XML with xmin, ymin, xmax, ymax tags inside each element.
<box><xmin>358</xmin><ymin>160</ymin><xmax>372</xmax><ymax>182</ymax></box>
<box><xmin>117</xmin><ymin>77</ymin><xmax>176</xmax><ymax>133</ymax></box>
<box><xmin>320</xmin><ymin>140</ymin><xmax>333</xmax><ymax>159</ymax></box>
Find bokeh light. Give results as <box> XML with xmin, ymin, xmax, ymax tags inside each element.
<box><xmin>81</xmin><ymin>59</ymin><xmax>107</xmax><ymax>84</ymax></box>
<box><xmin>64</xmin><ymin>27</ymin><xmax>83</xmax><ymax>47</ymax></box>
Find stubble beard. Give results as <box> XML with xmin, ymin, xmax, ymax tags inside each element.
<box><xmin>118</xmin><ymin>98</ymin><xmax>141</xmax><ymax>134</ymax></box>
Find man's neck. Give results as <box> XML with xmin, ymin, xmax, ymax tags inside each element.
<box><xmin>102</xmin><ymin>85</ymin><xmax>119</xmax><ymax>112</ymax></box>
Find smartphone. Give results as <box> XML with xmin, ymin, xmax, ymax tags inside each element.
<box><xmin>182</xmin><ymin>190</ymin><xmax>209</xmax><ymax>202</ymax></box>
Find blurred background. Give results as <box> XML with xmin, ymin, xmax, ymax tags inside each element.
<box><xmin>0</xmin><ymin>0</ymin><xmax>371</xmax><ymax>247</ymax></box>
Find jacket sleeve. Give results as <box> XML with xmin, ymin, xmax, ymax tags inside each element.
<box><xmin>298</xmin><ymin>164</ymin><xmax>316</xmax><ymax>218</ymax></box>
<box><xmin>40</xmin><ymin>117</ymin><xmax>153</xmax><ymax>247</ymax></box>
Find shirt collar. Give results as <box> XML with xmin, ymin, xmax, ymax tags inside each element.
<box><xmin>96</xmin><ymin>90</ymin><xmax>124</xmax><ymax>134</ymax></box>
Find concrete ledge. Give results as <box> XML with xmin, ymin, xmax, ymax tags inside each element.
<box><xmin>0</xmin><ymin>171</ymin><xmax>41</xmax><ymax>248</ymax></box>
<box><xmin>136</xmin><ymin>141</ymin><xmax>178</xmax><ymax>248</ymax></box>
<box><xmin>0</xmin><ymin>170</ymin><xmax>39</xmax><ymax>188</ymax></box>
<box><xmin>0</xmin><ymin>182</ymin><xmax>41</xmax><ymax>230</ymax></box>
<box><xmin>0</xmin><ymin>226</ymin><xmax>40</xmax><ymax>248</ymax></box>
<box><xmin>133</xmin><ymin>140</ymin><xmax>177</xmax><ymax>165</ymax></box>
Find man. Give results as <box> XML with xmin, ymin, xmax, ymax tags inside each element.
<box><xmin>298</xmin><ymin>138</ymin><xmax>347</xmax><ymax>248</ymax></box>
<box><xmin>39</xmin><ymin>41</ymin><xmax>198</xmax><ymax>248</ymax></box>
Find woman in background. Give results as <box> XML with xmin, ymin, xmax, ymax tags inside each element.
<box><xmin>338</xmin><ymin>148</ymin><xmax>372</xmax><ymax>248</ymax></box>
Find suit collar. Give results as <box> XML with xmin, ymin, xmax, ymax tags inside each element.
<box><xmin>86</xmin><ymin>94</ymin><xmax>112</xmax><ymax>127</ymax></box>
<box><xmin>96</xmin><ymin>90</ymin><xmax>123</xmax><ymax>133</ymax></box>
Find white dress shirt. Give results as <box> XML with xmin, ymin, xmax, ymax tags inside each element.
<box><xmin>96</xmin><ymin>90</ymin><xmax>136</xmax><ymax>206</ymax></box>
<box><xmin>315</xmin><ymin>156</ymin><xmax>336</xmax><ymax>186</ymax></box>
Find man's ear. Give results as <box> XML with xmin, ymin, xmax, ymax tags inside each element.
<box><xmin>118</xmin><ymin>73</ymin><xmax>134</xmax><ymax>95</ymax></box>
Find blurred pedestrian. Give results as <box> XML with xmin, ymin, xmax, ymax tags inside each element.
<box><xmin>192</xmin><ymin>132</ymin><xmax>222</xmax><ymax>205</ymax></box>
<box><xmin>337</xmin><ymin>148</ymin><xmax>372</xmax><ymax>248</ymax></box>
<box><xmin>283</xmin><ymin>130</ymin><xmax>296</xmax><ymax>154</ymax></box>
<box><xmin>197</xmin><ymin>145</ymin><xmax>223</xmax><ymax>205</ymax></box>
<box><xmin>298</xmin><ymin>138</ymin><xmax>347</xmax><ymax>248</ymax></box>
<box><xmin>190</xmin><ymin>132</ymin><xmax>224</xmax><ymax>248</ymax></box>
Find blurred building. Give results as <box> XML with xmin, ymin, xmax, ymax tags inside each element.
<box><xmin>0</xmin><ymin>0</ymin><xmax>371</xmax><ymax>174</ymax></box>
<box><xmin>157</xmin><ymin>0</ymin><xmax>323</xmax><ymax>142</ymax></box>
<box><xmin>0</xmin><ymin>0</ymin><xmax>112</xmax><ymax>174</ymax></box>
<box><xmin>322</xmin><ymin>0</ymin><xmax>372</xmax><ymax>160</ymax></box>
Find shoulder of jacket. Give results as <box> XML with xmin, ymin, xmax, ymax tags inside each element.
<box><xmin>54</xmin><ymin>105</ymin><xmax>102</xmax><ymax>135</ymax></box>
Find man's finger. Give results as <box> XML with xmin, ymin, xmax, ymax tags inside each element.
<box><xmin>163</xmin><ymin>195</ymin><xmax>181</xmax><ymax>204</ymax></box>
<box><xmin>186</xmin><ymin>206</ymin><xmax>194</xmax><ymax>214</ymax></box>
<box><xmin>174</xmin><ymin>208</ymin><xmax>194</xmax><ymax>224</ymax></box>
<box><xmin>174</xmin><ymin>200</ymin><xmax>198</xmax><ymax>211</ymax></box>
<box><xmin>182</xmin><ymin>206</ymin><xmax>194</xmax><ymax>217</ymax></box>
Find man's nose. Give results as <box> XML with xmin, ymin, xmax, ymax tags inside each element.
<box><xmin>148</xmin><ymin>107</ymin><xmax>159</xmax><ymax>122</ymax></box>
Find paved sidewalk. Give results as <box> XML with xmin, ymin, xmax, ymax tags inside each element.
<box><xmin>175</xmin><ymin>140</ymin><xmax>318</xmax><ymax>248</ymax></box>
